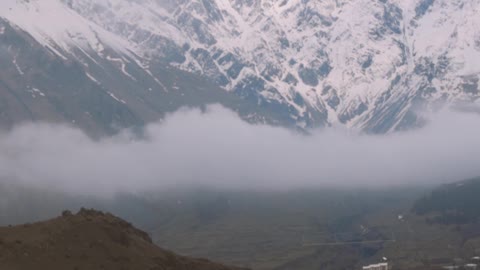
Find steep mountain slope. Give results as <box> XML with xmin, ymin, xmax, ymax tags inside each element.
<box><xmin>1</xmin><ymin>0</ymin><xmax>479</xmax><ymax>133</ymax></box>
<box><xmin>63</xmin><ymin>0</ymin><xmax>480</xmax><ymax>132</ymax></box>
<box><xmin>0</xmin><ymin>208</ymin><xmax>248</xmax><ymax>270</ymax></box>
<box><xmin>0</xmin><ymin>0</ymin><xmax>283</xmax><ymax>136</ymax></box>
<box><xmin>413</xmin><ymin>177</ymin><xmax>480</xmax><ymax>224</ymax></box>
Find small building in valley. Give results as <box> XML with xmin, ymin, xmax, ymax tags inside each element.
<box><xmin>362</xmin><ymin>262</ymin><xmax>388</xmax><ymax>270</ymax></box>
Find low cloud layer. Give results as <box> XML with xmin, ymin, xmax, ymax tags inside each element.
<box><xmin>0</xmin><ymin>105</ymin><xmax>479</xmax><ymax>195</ymax></box>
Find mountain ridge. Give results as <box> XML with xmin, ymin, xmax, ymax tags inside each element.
<box><xmin>0</xmin><ymin>208</ymin><xmax>249</xmax><ymax>270</ymax></box>
<box><xmin>1</xmin><ymin>0</ymin><xmax>480</xmax><ymax>133</ymax></box>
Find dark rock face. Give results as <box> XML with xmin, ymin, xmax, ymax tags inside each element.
<box><xmin>298</xmin><ymin>65</ymin><xmax>319</xmax><ymax>87</ymax></box>
<box><xmin>415</xmin><ymin>0</ymin><xmax>435</xmax><ymax>18</ymax></box>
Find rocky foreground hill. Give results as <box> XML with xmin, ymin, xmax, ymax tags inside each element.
<box><xmin>0</xmin><ymin>208</ymin><xmax>247</xmax><ymax>270</ymax></box>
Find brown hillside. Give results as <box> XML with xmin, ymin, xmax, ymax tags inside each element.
<box><xmin>0</xmin><ymin>209</ymin><xmax>248</xmax><ymax>270</ymax></box>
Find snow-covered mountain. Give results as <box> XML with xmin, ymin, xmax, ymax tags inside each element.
<box><xmin>1</xmin><ymin>0</ymin><xmax>480</xmax><ymax>133</ymax></box>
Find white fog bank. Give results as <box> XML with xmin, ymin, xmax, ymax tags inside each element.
<box><xmin>0</xmin><ymin>105</ymin><xmax>479</xmax><ymax>195</ymax></box>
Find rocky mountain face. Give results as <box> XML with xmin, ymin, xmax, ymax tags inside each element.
<box><xmin>0</xmin><ymin>0</ymin><xmax>280</xmax><ymax>136</ymax></box>
<box><xmin>1</xmin><ymin>0</ymin><xmax>480</xmax><ymax>133</ymax></box>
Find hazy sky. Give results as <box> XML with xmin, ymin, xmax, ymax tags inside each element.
<box><xmin>0</xmin><ymin>104</ymin><xmax>479</xmax><ymax>195</ymax></box>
